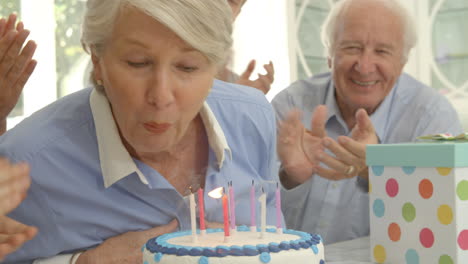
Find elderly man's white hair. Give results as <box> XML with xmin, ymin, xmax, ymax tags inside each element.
<box><xmin>320</xmin><ymin>0</ymin><xmax>417</xmax><ymax>63</ymax></box>
<box><xmin>81</xmin><ymin>0</ymin><xmax>233</xmax><ymax>67</ymax></box>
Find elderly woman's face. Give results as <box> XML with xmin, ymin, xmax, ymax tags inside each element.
<box><xmin>92</xmin><ymin>8</ymin><xmax>216</xmax><ymax>155</ymax></box>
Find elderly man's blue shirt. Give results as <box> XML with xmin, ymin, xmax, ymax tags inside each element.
<box><xmin>1</xmin><ymin>80</ymin><xmax>280</xmax><ymax>263</ymax></box>
<box><xmin>272</xmin><ymin>72</ymin><xmax>463</xmax><ymax>245</ymax></box>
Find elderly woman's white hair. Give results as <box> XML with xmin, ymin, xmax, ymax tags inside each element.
<box><xmin>81</xmin><ymin>0</ymin><xmax>233</xmax><ymax>71</ymax></box>
<box><xmin>321</xmin><ymin>0</ymin><xmax>417</xmax><ymax>63</ymax></box>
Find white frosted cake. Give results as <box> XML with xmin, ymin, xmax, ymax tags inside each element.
<box><xmin>142</xmin><ymin>226</ymin><xmax>325</xmax><ymax>264</ymax></box>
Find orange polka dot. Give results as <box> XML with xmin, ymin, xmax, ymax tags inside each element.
<box><xmin>419</xmin><ymin>179</ymin><xmax>433</xmax><ymax>199</ymax></box>
<box><xmin>388</xmin><ymin>223</ymin><xmax>401</xmax><ymax>242</ymax></box>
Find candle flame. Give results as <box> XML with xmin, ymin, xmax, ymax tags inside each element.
<box><xmin>208</xmin><ymin>187</ymin><xmax>223</xmax><ymax>199</ymax></box>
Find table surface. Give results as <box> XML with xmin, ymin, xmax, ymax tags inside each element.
<box><xmin>325</xmin><ymin>236</ymin><xmax>372</xmax><ymax>264</ymax></box>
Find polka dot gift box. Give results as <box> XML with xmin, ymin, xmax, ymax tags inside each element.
<box><xmin>367</xmin><ymin>142</ymin><xmax>468</xmax><ymax>264</ymax></box>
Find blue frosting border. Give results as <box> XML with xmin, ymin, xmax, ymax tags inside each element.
<box><xmin>145</xmin><ymin>225</ymin><xmax>322</xmax><ymax>258</ymax></box>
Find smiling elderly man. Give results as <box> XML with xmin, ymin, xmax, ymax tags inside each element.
<box><xmin>273</xmin><ymin>0</ymin><xmax>462</xmax><ymax>245</ymax></box>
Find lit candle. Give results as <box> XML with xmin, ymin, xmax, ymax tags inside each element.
<box><xmin>259</xmin><ymin>187</ymin><xmax>266</xmax><ymax>239</ymax></box>
<box><xmin>189</xmin><ymin>189</ymin><xmax>197</xmax><ymax>243</ymax></box>
<box><xmin>250</xmin><ymin>180</ymin><xmax>256</xmax><ymax>232</ymax></box>
<box><xmin>229</xmin><ymin>181</ymin><xmax>236</xmax><ymax>232</ymax></box>
<box><xmin>208</xmin><ymin>187</ymin><xmax>230</xmax><ymax>242</ymax></box>
<box><xmin>222</xmin><ymin>191</ymin><xmax>230</xmax><ymax>242</ymax></box>
<box><xmin>198</xmin><ymin>188</ymin><xmax>206</xmax><ymax>235</ymax></box>
<box><xmin>275</xmin><ymin>182</ymin><xmax>283</xmax><ymax>234</ymax></box>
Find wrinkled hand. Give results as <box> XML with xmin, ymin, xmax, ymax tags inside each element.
<box><xmin>77</xmin><ymin>219</ymin><xmax>178</xmax><ymax>264</ymax></box>
<box><xmin>0</xmin><ymin>158</ymin><xmax>37</xmax><ymax>261</ymax></box>
<box><xmin>277</xmin><ymin>105</ymin><xmax>327</xmax><ymax>188</ymax></box>
<box><xmin>315</xmin><ymin>109</ymin><xmax>378</xmax><ymax>181</ymax></box>
<box><xmin>0</xmin><ymin>215</ymin><xmax>37</xmax><ymax>261</ymax></box>
<box><xmin>236</xmin><ymin>60</ymin><xmax>274</xmax><ymax>94</ymax></box>
<box><xmin>0</xmin><ymin>14</ymin><xmax>37</xmax><ymax>133</ymax></box>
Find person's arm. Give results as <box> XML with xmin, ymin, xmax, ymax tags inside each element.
<box><xmin>0</xmin><ymin>14</ymin><xmax>37</xmax><ymax>135</ymax></box>
<box><xmin>33</xmin><ymin>220</ymin><xmax>178</xmax><ymax>264</ymax></box>
<box><xmin>75</xmin><ymin>220</ymin><xmax>178</xmax><ymax>264</ymax></box>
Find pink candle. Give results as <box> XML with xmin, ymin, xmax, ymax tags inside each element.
<box><xmin>229</xmin><ymin>181</ymin><xmax>236</xmax><ymax>230</ymax></box>
<box><xmin>259</xmin><ymin>188</ymin><xmax>266</xmax><ymax>238</ymax></box>
<box><xmin>250</xmin><ymin>180</ymin><xmax>256</xmax><ymax>229</ymax></box>
<box><xmin>198</xmin><ymin>188</ymin><xmax>206</xmax><ymax>232</ymax></box>
<box><xmin>276</xmin><ymin>182</ymin><xmax>282</xmax><ymax>233</ymax></box>
<box><xmin>222</xmin><ymin>192</ymin><xmax>230</xmax><ymax>237</ymax></box>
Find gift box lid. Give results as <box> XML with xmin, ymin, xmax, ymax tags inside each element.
<box><xmin>366</xmin><ymin>142</ymin><xmax>468</xmax><ymax>167</ymax></box>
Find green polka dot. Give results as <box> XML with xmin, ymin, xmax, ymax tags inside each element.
<box><xmin>457</xmin><ymin>180</ymin><xmax>468</xmax><ymax>201</ymax></box>
<box><xmin>439</xmin><ymin>255</ymin><xmax>454</xmax><ymax>264</ymax></box>
<box><xmin>402</xmin><ymin>202</ymin><xmax>416</xmax><ymax>222</ymax></box>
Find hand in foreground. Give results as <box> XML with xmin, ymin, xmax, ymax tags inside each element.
<box><xmin>76</xmin><ymin>219</ymin><xmax>178</xmax><ymax>264</ymax></box>
<box><xmin>0</xmin><ymin>158</ymin><xmax>37</xmax><ymax>261</ymax></box>
<box><xmin>0</xmin><ymin>14</ymin><xmax>37</xmax><ymax>133</ymax></box>
<box><xmin>236</xmin><ymin>60</ymin><xmax>274</xmax><ymax>94</ymax></box>
<box><xmin>315</xmin><ymin>109</ymin><xmax>378</xmax><ymax>181</ymax></box>
<box><xmin>0</xmin><ymin>215</ymin><xmax>37</xmax><ymax>261</ymax></box>
<box><xmin>0</xmin><ymin>159</ymin><xmax>30</xmax><ymax>215</ymax></box>
<box><xmin>277</xmin><ymin>105</ymin><xmax>327</xmax><ymax>189</ymax></box>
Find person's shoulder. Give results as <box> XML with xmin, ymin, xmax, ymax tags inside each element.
<box><xmin>288</xmin><ymin>72</ymin><xmax>331</xmax><ymax>92</ymax></box>
<box><xmin>271</xmin><ymin>72</ymin><xmax>331</xmax><ymax>113</ymax></box>
<box><xmin>208</xmin><ymin>79</ymin><xmax>271</xmax><ymax>110</ymax></box>
<box><xmin>273</xmin><ymin>72</ymin><xmax>331</xmax><ymax>100</ymax></box>
<box><xmin>395</xmin><ymin>73</ymin><xmax>450</xmax><ymax>105</ymax></box>
<box><xmin>392</xmin><ymin>73</ymin><xmax>458</xmax><ymax>123</ymax></box>
<box><xmin>0</xmin><ymin>88</ymin><xmax>94</xmax><ymax>157</ymax></box>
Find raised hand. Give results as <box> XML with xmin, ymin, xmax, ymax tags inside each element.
<box><xmin>76</xmin><ymin>219</ymin><xmax>178</xmax><ymax>264</ymax></box>
<box><xmin>0</xmin><ymin>14</ymin><xmax>37</xmax><ymax>134</ymax></box>
<box><xmin>315</xmin><ymin>109</ymin><xmax>378</xmax><ymax>181</ymax></box>
<box><xmin>236</xmin><ymin>60</ymin><xmax>274</xmax><ymax>94</ymax></box>
<box><xmin>0</xmin><ymin>158</ymin><xmax>37</xmax><ymax>261</ymax></box>
<box><xmin>277</xmin><ymin>105</ymin><xmax>327</xmax><ymax>188</ymax></box>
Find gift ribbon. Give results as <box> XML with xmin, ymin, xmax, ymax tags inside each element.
<box><xmin>417</xmin><ymin>133</ymin><xmax>468</xmax><ymax>141</ymax></box>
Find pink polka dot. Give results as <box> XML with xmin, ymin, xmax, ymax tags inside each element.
<box><xmin>458</xmin><ymin>230</ymin><xmax>468</xmax><ymax>250</ymax></box>
<box><xmin>420</xmin><ymin>228</ymin><xmax>434</xmax><ymax>248</ymax></box>
<box><xmin>386</xmin><ymin>178</ymin><xmax>399</xmax><ymax>198</ymax></box>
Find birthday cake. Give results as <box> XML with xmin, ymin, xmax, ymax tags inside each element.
<box><xmin>142</xmin><ymin>226</ymin><xmax>325</xmax><ymax>264</ymax></box>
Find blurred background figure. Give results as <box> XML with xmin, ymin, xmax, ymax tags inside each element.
<box><xmin>218</xmin><ymin>0</ymin><xmax>275</xmax><ymax>94</ymax></box>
